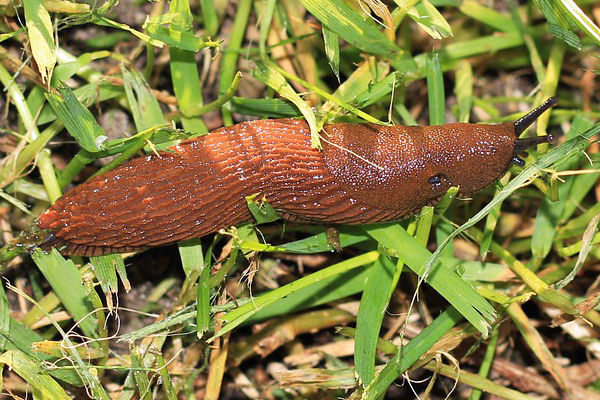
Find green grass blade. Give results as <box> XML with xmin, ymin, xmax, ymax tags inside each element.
<box><xmin>218</xmin><ymin>0</ymin><xmax>252</xmax><ymax>125</ymax></box>
<box><xmin>0</xmin><ymin>65</ymin><xmax>60</xmax><ymax>203</ymax></box>
<box><xmin>541</xmin><ymin>0</ymin><xmax>600</xmax><ymax>48</ymax></box>
<box><xmin>426</xmin><ymin>52</ymin><xmax>445</xmax><ymax>123</ymax></box>
<box><xmin>121</xmin><ymin>66</ymin><xmax>165</xmax><ymax>130</ymax></box>
<box><xmin>363</xmin><ymin>307</ymin><xmax>463</xmax><ymax>399</ymax></box>
<box><xmin>154</xmin><ymin>353</ymin><xmax>178</xmax><ymax>400</ymax></box>
<box><xmin>412</xmin><ymin>32</ymin><xmax>524</xmax><ymax>78</ymax></box>
<box><xmin>118</xmin><ymin>306</ymin><xmax>196</xmax><ymax>343</ymax></box>
<box><xmin>0</xmin><ymin>350</ymin><xmax>72</xmax><ymax>400</ymax></box>
<box><xmin>246</xmin><ymin>266</ymin><xmax>372</xmax><ymax>323</ymax></box>
<box><xmin>454</xmin><ymin>60</ymin><xmax>473</xmax><ymax>122</ymax></box>
<box><xmin>470</xmin><ymin>327</ymin><xmax>500</xmax><ymax>400</ymax></box>
<box><xmin>23</xmin><ymin>0</ymin><xmax>55</xmax><ymax>83</ymax></box>
<box><xmin>240</xmin><ymin>227</ymin><xmax>370</xmax><ymax>254</ymax></box>
<box><xmin>417</xmin><ymin>206</ymin><xmax>435</xmax><ymax>244</ymax></box>
<box><xmin>5</xmin><ymin>284</ymin><xmax>109</xmax><ymax>398</ymax></box>
<box><xmin>197</xmin><ymin>260</ymin><xmax>211</xmax><ymax>336</ymax></box>
<box><xmin>531</xmin><ymin>186</ymin><xmax>570</xmax><ymax>268</ymax></box>
<box><xmin>407</xmin><ymin>0</ymin><xmax>452</xmax><ymax>39</ymax></box>
<box><xmin>27</xmin><ymin>51</ymin><xmax>110</xmax><ymax>121</ymax></box>
<box><xmin>394</xmin><ymin>102</ymin><xmax>418</xmax><ymax>125</ymax></box>
<box><xmin>168</xmin><ymin>0</ymin><xmax>209</xmax><ymax>134</ymax></box>
<box><xmin>89</xmin><ymin>255</ymin><xmax>118</xmax><ymax>295</ymax></box>
<box><xmin>354</xmin><ymin>71</ymin><xmax>401</xmax><ymax>109</ymax></box>
<box><xmin>0</xmin><ymin>282</ymin><xmax>9</xmax><ymax>351</ymax></box>
<box><xmin>319</xmin><ymin>58</ymin><xmax>389</xmax><ymax>118</ymax></box>
<box><xmin>365</xmin><ymin>224</ymin><xmax>496</xmax><ymax>335</ymax></box>
<box><xmin>130</xmin><ymin>346</ymin><xmax>152</xmax><ymax>400</ymax></box>
<box><xmin>560</xmin><ymin>167</ymin><xmax>600</xmax><ymax>225</ymax></box>
<box><xmin>229</xmin><ymin>97</ymin><xmax>300</xmax><ymax>118</ymax></box>
<box><xmin>212</xmin><ymin>251</ymin><xmax>380</xmax><ymax>340</ymax></box>
<box><xmin>511</xmin><ymin>5</ymin><xmax>545</xmax><ymax>85</ymax></box>
<box><xmin>531</xmin><ymin>115</ymin><xmax>594</xmax><ymax>268</ymax></box>
<box><xmin>200</xmin><ymin>0</ymin><xmax>219</xmax><ymax>37</ymax></box>
<box><xmin>37</xmin><ymin>81</ymin><xmax>123</xmax><ymax>126</ymax></box>
<box><xmin>51</xmin><ymin>51</ymin><xmax>112</xmax><ymax>85</ymax></box>
<box><xmin>435</xmin><ymin>188</ymin><xmax>458</xmax><ymax>258</ymax></box>
<box><xmin>480</xmin><ymin>175</ymin><xmax>509</xmax><ymax>258</ymax></box>
<box><xmin>31</xmin><ymin>249</ymin><xmax>99</xmax><ymax>340</ymax></box>
<box><xmin>299</xmin><ymin>0</ymin><xmax>403</xmax><ymax>62</ymax></box>
<box><xmin>269</xmin><ymin>61</ymin><xmax>388</xmax><ymax>125</ymax></box>
<box><xmin>258</xmin><ymin>0</ymin><xmax>276</xmax><ymax>57</ymax></box>
<box><xmin>458</xmin><ymin>0</ymin><xmax>517</xmax><ymax>32</ymax></box>
<box><xmin>554</xmin><ymin>213</ymin><xmax>600</xmax><ymax>290</ymax></box>
<box><xmin>535</xmin><ymin>42</ymin><xmax>564</xmax><ymax>148</ymax></box>
<box><xmin>95</xmin><ymin>16</ymin><xmax>165</xmax><ymax>47</ymax></box>
<box><xmin>0</xmin><ymin>29</ymin><xmax>24</xmax><ymax>43</ymax></box>
<box><xmin>46</xmin><ymin>84</ymin><xmax>107</xmax><ymax>152</ymax></box>
<box><xmin>144</xmin><ymin>20</ymin><xmax>220</xmax><ymax>52</ymax></box>
<box><xmin>178</xmin><ymin>238</ymin><xmax>205</xmax><ymax>278</ymax></box>
<box><xmin>252</xmin><ymin>60</ymin><xmax>320</xmax><ymax>147</ymax></box>
<box><xmin>89</xmin><ymin>254</ymin><xmax>127</xmax><ymax>310</ymax></box>
<box><xmin>355</xmin><ymin>256</ymin><xmax>402</xmax><ymax>386</ymax></box>
<box><xmin>1</xmin><ymin>317</ymin><xmax>83</xmax><ymax>385</ymax></box>
<box><xmin>120</xmin><ymin>335</ymin><xmax>168</xmax><ymax>400</ymax></box>
<box><xmin>183</xmin><ymin>72</ymin><xmax>242</xmax><ymax>117</ymax></box>
<box><xmin>559</xmin><ymin>0</ymin><xmax>600</xmax><ymax>46</ymax></box>
<box><xmin>178</xmin><ymin>238</ymin><xmax>210</xmax><ymax>335</ymax></box>
<box><xmin>322</xmin><ymin>27</ymin><xmax>340</xmax><ymax>81</ymax></box>
<box><xmin>246</xmin><ymin>194</ymin><xmax>281</xmax><ymax>224</ymax></box>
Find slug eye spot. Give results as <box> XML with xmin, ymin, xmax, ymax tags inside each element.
<box><xmin>428</xmin><ymin>174</ymin><xmax>447</xmax><ymax>187</ymax></box>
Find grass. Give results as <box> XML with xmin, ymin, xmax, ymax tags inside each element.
<box><xmin>0</xmin><ymin>0</ymin><xmax>600</xmax><ymax>398</ymax></box>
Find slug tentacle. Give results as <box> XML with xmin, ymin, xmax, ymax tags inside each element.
<box><xmin>513</xmin><ymin>97</ymin><xmax>557</xmax><ymax>136</ymax></box>
<box><xmin>38</xmin><ymin>99</ymin><xmax>558</xmax><ymax>256</ymax></box>
<box><xmin>513</xmin><ymin>134</ymin><xmax>554</xmax><ymax>154</ymax></box>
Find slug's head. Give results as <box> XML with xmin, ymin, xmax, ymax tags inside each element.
<box><xmin>423</xmin><ymin>97</ymin><xmax>557</xmax><ymax>197</ymax></box>
<box><xmin>322</xmin><ymin>98</ymin><xmax>557</xmax><ymax>216</ymax></box>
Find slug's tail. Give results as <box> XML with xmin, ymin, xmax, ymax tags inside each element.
<box><xmin>38</xmin><ymin>232</ymin><xmax>144</xmax><ymax>257</ymax></box>
<box><xmin>37</xmin><ymin>145</ymin><xmax>255</xmax><ymax>256</ymax></box>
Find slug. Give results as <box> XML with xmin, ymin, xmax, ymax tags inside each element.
<box><xmin>38</xmin><ymin>98</ymin><xmax>557</xmax><ymax>256</ymax></box>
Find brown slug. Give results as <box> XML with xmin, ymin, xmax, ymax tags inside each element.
<box><xmin>37</xmin><ymin>98</ymin><xmax>557</xmax><ymax>256</ymax></box>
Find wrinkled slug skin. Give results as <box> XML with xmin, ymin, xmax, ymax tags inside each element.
<box><xmin>38</xmin><ymin>118</ymin><xmax>516</xmax><ymax>256</ymax></box>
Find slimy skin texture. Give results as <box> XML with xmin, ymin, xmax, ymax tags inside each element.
<box><xmin>38</xmin><ymin>99</ymin><xmax>556</xmax><ymax>256</ymax></box>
